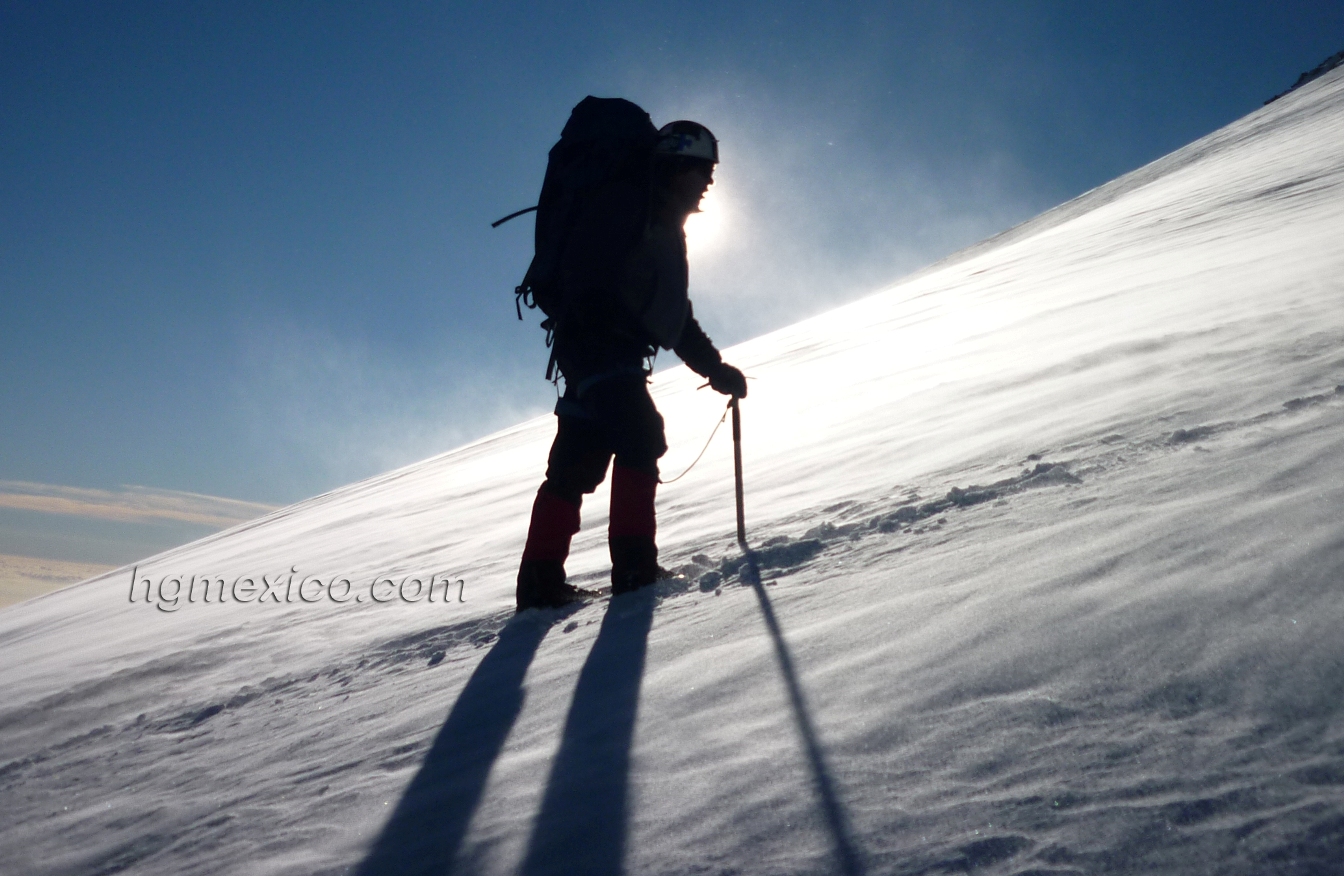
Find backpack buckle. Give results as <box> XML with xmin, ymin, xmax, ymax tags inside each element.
<box><xmin>514</xmin><ymin>284</ymin><xmax>535</xmax><ymax>320</ymax></box>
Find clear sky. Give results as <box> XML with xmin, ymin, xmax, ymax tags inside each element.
<box><xmin>2</xmin><ymin>1</ymin><xmax>1341</xmax><ymax>568</ymax></box>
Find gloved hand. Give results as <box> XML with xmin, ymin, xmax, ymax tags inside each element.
<box><xmin>706</xmin><ymin>362</ymin><xmax>747</xmax><ymax>398</ymax></box>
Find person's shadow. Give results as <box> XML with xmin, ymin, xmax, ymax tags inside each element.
<box><xmin>355</xmin><ymin>591</ymin><xmax>656</xmax><ymax>876</ymax></box>
<box><xmin>355</xmin><ymin>611</ymin><xmax>558</xmax><ymax>876</ymax></box>
<box><xmin>519</xmin><ymin>589</ymin><xmax>657</xmax><ymax>876</ymax></box>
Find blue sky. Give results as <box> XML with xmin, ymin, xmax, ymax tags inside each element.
<box><xmin>2</xmin><ymin>1</ymin><xmax>1341</xmax><ymax>567</ymax></box>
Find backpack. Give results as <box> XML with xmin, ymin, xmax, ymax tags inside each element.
<box><xmin>496</xmin><ymin>97</ymin><xmax>659</xmax><ymax>378</ymax></box>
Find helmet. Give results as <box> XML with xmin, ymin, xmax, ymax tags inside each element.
<box><xmin>654</xmin><ymin>120</ymin><xmax>718</xmax><ymax>164</ymax></box>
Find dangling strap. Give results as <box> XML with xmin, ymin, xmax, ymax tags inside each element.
<box><xmin>541</xmin><ymin>316</ymin><xmax>560</xmax><ymax>383</ymax></box>
<box><xmin>545</xmin><ymin>348</ymin><xmax>560</xmax><ymax>384</ymax></box>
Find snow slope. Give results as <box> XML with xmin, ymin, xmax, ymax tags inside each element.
<box><xmin>3</xmin><ymin>67</ymin><xmax>1344</xmax><ymax>875</ymax></box>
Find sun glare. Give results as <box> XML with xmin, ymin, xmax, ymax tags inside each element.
<box><xmin>683</xmin><ymin>182</ymin><xmax>725</xmax><ymax>255</ymax></box>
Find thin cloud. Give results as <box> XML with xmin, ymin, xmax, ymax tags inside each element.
<box><xmin>0</xmin><ymin>552</ymin><xmax>118</xmax><ymax>607</ymax></box>
<box><xmin>0</xmin><ymin>481</ymin><xmax>278</xmax><ymax>528</ymax></box>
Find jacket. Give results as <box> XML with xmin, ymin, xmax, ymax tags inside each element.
<box><xmin>551</xmin><ymin>183</ymin><xmax>722</xmax><ymax>387</ymax></box>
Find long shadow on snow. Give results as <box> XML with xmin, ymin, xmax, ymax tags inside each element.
<box><xmin>355</xmin><ymin>611</ymin><xmax>561</xmax><ymax>876</ymax></box>
<box><xmin>519</xmin><ymin>589</ymin><xmax>657</xmax><ymax>876</ymax></box>
<box><xmin>739</xmin><ymin>549</ymin><xmax>866</xmax><ymax>876</ymax></box>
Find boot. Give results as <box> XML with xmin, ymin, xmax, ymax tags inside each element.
<box><xmin>609</xmin><ymin>535</ymin><xmax>679</xmax><ymax>595</ymax></box>
<box><xmin>516</xmin><ymin>559</ymin><xmax>597</xmax><ymax>612</ymax></box>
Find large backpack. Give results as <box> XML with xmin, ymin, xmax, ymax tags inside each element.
<box><xmin>501</xmin><ymin>97</ymin><xmax>659</xmax><ymax>378</ymax></box>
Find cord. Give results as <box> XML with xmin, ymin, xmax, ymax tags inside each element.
<box><xmin>659</xmin><ymin>398</ymin><xmax>732</xmax><ymax>484</ymax></box>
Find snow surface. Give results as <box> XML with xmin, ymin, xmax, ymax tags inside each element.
<box><xmin>3</xmin><ymin>68</ymin><xmax>1344</xmax><ymax>876</ymax></box>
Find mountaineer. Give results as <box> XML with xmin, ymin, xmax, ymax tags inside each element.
<box><xmin>510</xmin><ymin>99</ymin><xmax>746</xmax><ymax>611</ymax></box>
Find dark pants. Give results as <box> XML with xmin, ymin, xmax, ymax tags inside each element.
<box><xmin>542</xmin><ymin>375</ymin><xmax>667</xmax><ymax>505</ymax></box>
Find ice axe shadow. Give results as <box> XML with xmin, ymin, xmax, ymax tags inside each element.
<box><xmin>733</xmin><ymin>399</ymin><xmax>865</xmax><ymax>876</ymax></box>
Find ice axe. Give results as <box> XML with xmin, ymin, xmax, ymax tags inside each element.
<box><xmin>732</xmin><ymin>398</ymin><xmax>747</xmax><ymax>549</ymax></box>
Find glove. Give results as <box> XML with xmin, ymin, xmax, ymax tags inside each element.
<box><xmin>706</xmin><ymin>362</ymin><xmax>747</xmax><ymax>398</ymax></box>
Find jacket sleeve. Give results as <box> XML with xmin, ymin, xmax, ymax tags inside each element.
<box><xmin>672</xmin><ymin>303</ymin><xmax>723</xmax><ymax>377</ymax></box>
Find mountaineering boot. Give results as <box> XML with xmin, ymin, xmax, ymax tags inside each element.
<box><xmin>517</xmin><ymin>486</ymin><xmax>594</xmax><ymax>612</ymax></box>
<box><xmin>516</xmin><ymin>559</ymin><xmax>597</xmax><ymax>612</ymax></box>
<box><xmin>609</xmin><ymin>535</ymin><xmax>681</xmax><ymax>595</ymax></box>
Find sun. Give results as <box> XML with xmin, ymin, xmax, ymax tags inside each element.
<box><xmin>683</xmin><ymin>182</ymin><xmax>725</xmax><ymax>255</ymax></box>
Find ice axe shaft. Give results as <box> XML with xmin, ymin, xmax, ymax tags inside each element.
<box><xmin>732</xmin><ymin>398</ymin><xmax>746</xmax><ymax>548</ymax></box>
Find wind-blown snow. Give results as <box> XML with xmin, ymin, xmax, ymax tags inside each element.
<box><xmin>3</xmin><ymin>68</ymin><xmax>1344</xmax><ymax>876</ymax></box>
